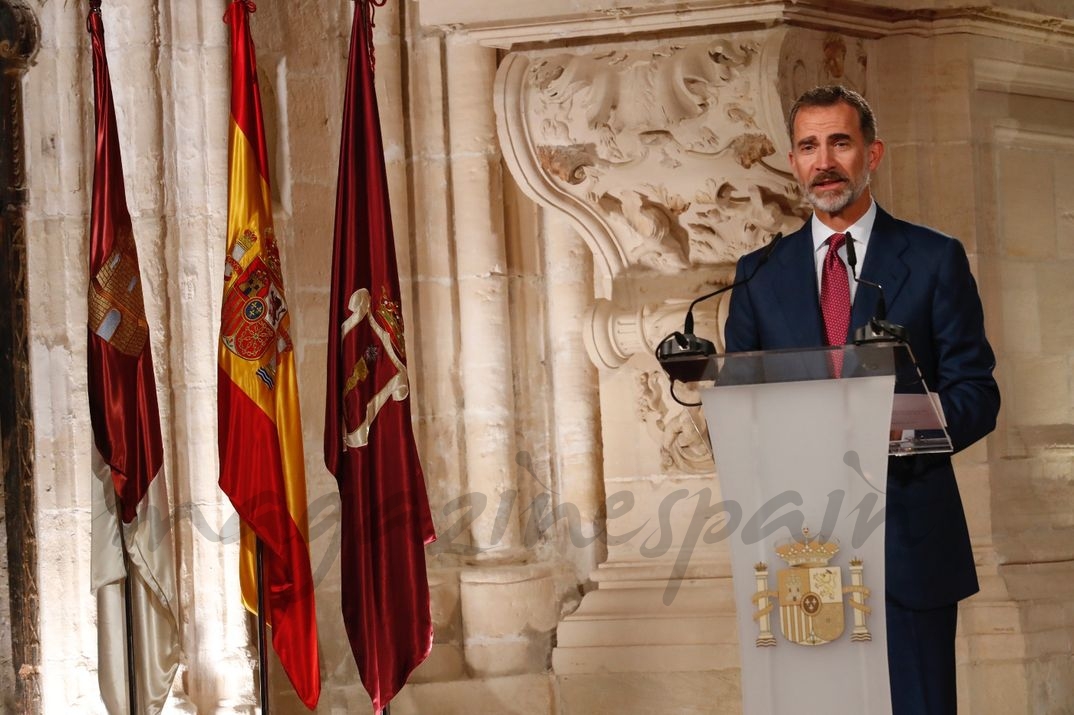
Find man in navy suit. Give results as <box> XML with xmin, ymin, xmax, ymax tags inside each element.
<box><xmin>724</xmin><ymin>85</ymin><xmax>1000</xmax><ymax>713</ymax></box>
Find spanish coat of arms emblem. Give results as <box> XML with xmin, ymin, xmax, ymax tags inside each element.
<box><xmin>752</xmin><ymin>528</ymin><xmax>872</xmax><ymax>647</ymax></box>
<box><xmin>220</xmin><ymin>228</ymin><xmax>293</xmax><ymax>389</ymax></box>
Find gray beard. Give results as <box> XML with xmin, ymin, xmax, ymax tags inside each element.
<box><xmin>804</xmin><ymin>170</ymin><xmax>870</xmax><ymax>214</ymax></box>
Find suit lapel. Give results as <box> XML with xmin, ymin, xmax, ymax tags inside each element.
<box><xmin>853</xmin><ymin>206</ymin><xmax>910</xmax><ymax>332</ymax></box>
<box><xmin>765</xmin><ymin>208</ymin><xmax>909</xmax><ymax>346</ymax></box>
<box><xmin>772</xmin><ymin>227</ymin><xmax>825</xmax><ymax>347</ymax></box>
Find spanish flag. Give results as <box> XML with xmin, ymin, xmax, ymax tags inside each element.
<box><xmin>218</xmin><ymin>1</ymin><xmax>320</xmax><ymax>708</ymax></box>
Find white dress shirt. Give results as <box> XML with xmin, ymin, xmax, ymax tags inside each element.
<box><xmin>810</xmin><ymin>199</ymin><xmax>877</xmax><ymax>303</ymax></box>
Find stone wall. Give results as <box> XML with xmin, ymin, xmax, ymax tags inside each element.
<box><xmin>22</xmin><ymin>0</ymin><xmax>587</xmax><ymax>711</ymax></box>
<box><xmin>12</xmin><ymin>0</ymin><xmax>1074</xmax><ymax>713</ymax></box>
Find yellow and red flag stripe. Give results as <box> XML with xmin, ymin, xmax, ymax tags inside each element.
<box><xmin>218</xmin><ymin>1</ymin><xmax>319</xmax><ymax>708</ymax></box>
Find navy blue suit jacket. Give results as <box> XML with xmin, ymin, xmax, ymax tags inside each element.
<box><xmin>724</xmin><ymin>206</ymin><xmax>1000</xmax><ymax>609</ymax></box>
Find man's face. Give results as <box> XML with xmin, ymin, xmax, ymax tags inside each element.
<box><xmin>788</xmin><ymin>101</ymin><xmax>884</xmax><ymax>220</ymax></box>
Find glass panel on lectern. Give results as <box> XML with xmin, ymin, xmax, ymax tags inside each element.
<box><xmin>669</xmin><ymin>343</ymin><xmax>952</xmax><ymax>456</ymax></box>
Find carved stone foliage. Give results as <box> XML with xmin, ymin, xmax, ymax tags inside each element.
<box><xmin>637</xmin><ymin>369</ymin><xmax>713</xmax><ymax>474</ymax></box>
<box><xmin>500</xmin><ymin>31</ymin><xmax>806</xmax><ymax>283</ymax></box>
<box><xmin>777</xmin><ymin>29</ymin><xmax>868</xmax><ymax>158</ymax></box>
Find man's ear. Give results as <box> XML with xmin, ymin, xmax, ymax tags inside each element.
<box><xmin>868</xmin><ymin>139</ymin><xmax>885</xmax><ymax>171</ymax></box>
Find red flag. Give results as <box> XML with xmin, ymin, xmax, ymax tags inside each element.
<box><xmin>86</xmin><ymin>4</ymin><xmax>179</xmax><ymax>712</ymax></box>
<box><xmin>219</xmin><ymin>1</ymin><xmax>320</xmax><ymax>708</ymax></box>
<box><xmin>325</xmin><ymin>3</ymin><xmax>436</xmax><ymax>710</ymax></box>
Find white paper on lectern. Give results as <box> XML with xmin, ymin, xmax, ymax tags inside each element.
<box><xmin>703</xmin><ymin>375</ymin><xmax>894</xmax><ymax>715</ymax></box>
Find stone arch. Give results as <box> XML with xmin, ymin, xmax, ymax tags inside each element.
<box><xmin>0</xmin><ymin>1</ymin><xmax>39</xmax><ymax>713</ymax></box>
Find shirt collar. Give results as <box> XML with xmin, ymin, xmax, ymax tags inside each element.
<box><xmin>811</xmin><ymin>199</ymin><xmax>877</xmax><ymax>255</ymax></box>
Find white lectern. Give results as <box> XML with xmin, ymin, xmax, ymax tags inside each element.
<box><xmin>668</xmin><ymin>343</ymin><xmax>950</xmax><ymax>715</ymax></box>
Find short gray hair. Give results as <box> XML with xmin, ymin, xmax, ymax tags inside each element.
<box><xmin>787</xmin><ymin>85</ymin><xmax>877</xmax><ymax>144</ymax></box>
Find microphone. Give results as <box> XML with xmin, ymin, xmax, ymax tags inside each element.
<box><xmin>656</xmin><ymin>232</ymin><xmax>783</xmax><ymax>379</ymax></box>
<box><xmin>844</xmin><ymin>231</ymin><xmax>908</xmax><ymax>344</ymax></box>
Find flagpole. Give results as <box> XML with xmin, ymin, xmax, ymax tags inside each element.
<box><xmin>256</xmin><ymin>538</ymin><xmax>271</xmax><ymax>714</ymax></box>
<box><xmin>122</xmin><ymin>551</ymin><xmax>138</xmax><ymax>715</ymax></box>
<box><xmin>89</xmin><ymin>4</ymin><xmax>141</xmax><ymax>711</ymax></box>
<box><xmin>330</xmin><ymin>0</ymin><xmax>436</xmax><ymax>710</ymax></box>
<box><xmin>221</xmin><ymin>1</ymin><xmax>320</xmax><ymax>707</ymax></box>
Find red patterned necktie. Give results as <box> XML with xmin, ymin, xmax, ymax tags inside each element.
<box><xmin>821</xmin><ymin>233</ymin><xmax>851</xmax><ymax>375</ymax></box>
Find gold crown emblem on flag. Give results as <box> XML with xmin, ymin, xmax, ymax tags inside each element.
<box><xmin>774</xmin><ymin>528</ymin><xmax>839</xmax><ymax>568</ymax></box>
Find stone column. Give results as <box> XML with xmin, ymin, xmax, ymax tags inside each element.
<box><xmin>398</xmin><ymin>12</ymin><xmax>472</xmax><ymax>686</ymax></box>
<box><xmin>24</xmin><ymin>1</ymin><xmax>101</xmax><ymax>709</ymax></box>
<box><xmin>158</xmin><ymin>1</ymin><xmax>253</xmax><ymax>710</ymax></box>
<box><xmin>445</xmin><ymin>36</ymin><xmax>522</xmax><ymax>558</ymax></box>
<box><xmin>403</xmin><ymin>22</ymin><xmax>467</xmax><ymax>545</ymax></box>
<box><xmin>444</xmin><ymin>34</ymin><xmax>564</xmax><ymax>683</ymax></box>
<box><xmin>542</xmin><ymin>208</ymin><xmax>604</xmax><ymax>579</ymax></box>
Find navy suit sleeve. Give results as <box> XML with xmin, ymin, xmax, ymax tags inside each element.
<box><xmin>724</xmin><ymin>256</ymin><xmax>760</xmax><ymax>353</ymax></box>
<box><xmin>930</xmin><ymin>238</ymin><xmax>1000</xmax><ymax>453</ymax></box>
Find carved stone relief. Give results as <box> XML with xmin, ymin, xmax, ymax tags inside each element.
<box><xmin>496</xmin><ymin>27</ymin><xmax>869</xmax><ymax>473</ymax></box>
<box><xmin>778</xmin><ymin>29</ymin><xmax>869</xmax><ymax>158</ymax></box>
<box><xmin>501</xmin><ymin>31</ymin><xmax>805</xmax><ymax>283</ymax></box>
<box><xmin>636</xmin><ymin>369</ymin><xmax>713</xmax><ymax>473</ymax></box>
